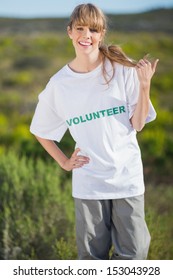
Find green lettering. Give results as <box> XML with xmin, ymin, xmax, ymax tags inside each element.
<box><xmin>66</xmin><ymin>105</ymin><xmax>126</xmax><ymax>126</ymax></box>
<box><xmin>113</xmin><ymin>107</ymin><xmax>119</xmax><ymax>114</ymax></box>
<box><xmin>107</xmin><ymin>108</ymin><xmax>113</xmax><ymax>116</ymax></box>
<box><xmin>119</xmin><ymin>106</ymin><xmax>126</xmax><ymax>113</ymax></box>
<box><xmin>73</xmin><ymin>117</ymin><xmax>80</xmax><ymax>125</ymax></box>
<box><xmin>93</xmin><ymin>112</ymin><xmax>100</xmax><ymax>119</ymax></box>
<box><xmin>79</xmin><ymin>116</ymin><xmax>86</xmax><ymax>123</ymax></box>
<box><xmin>86</xmin><ymin>113</ymin><xmax>92</xmax><ymax>121</ymax></box>
<box><xmin>66</xmin><ymin>119</ymin><xmax>73</xmax><ymax>126</ymax></box>
<box><xmin>99</xmin><ymin>110</ymin><xmax>106</xmax><ymax>117</ymax></box>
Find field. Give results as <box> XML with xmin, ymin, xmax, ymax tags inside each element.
<box><xmin>0</xmin><ymin>9</ymin><xmax>173</xmax><ymax>259</ymax></box>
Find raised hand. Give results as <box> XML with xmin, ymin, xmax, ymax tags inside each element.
<box><xmin>135</xmin><ymin>56</ymin><xmax>159</xmax><ymax>84</ymax></box>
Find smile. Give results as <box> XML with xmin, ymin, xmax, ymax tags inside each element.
<box><xmin>79</xmin><ymin>41</ymin><xmax>92</xmax><ymax>46</ymax></box>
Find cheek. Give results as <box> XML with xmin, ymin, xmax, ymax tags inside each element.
<box><xmin>95</xmin><ymin>34</ymin><xmax>103</xmax><ymax>43</ymax></box>
<box><xmin>93</xmin><ymin>37</ymin><xmax>102</xmax><ymax>46</ymax></box>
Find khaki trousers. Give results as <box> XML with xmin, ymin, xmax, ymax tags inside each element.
<box><xmin>74</xmin><ymin>195</ymin><xmax>150</xmax><ymax>260</ymax></box>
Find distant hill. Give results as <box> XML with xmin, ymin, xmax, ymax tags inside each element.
<box><xmin>0</xmin><ymin>8</ymin><xmax>172</xmax><ymax>34</ymax></box>
<box><xmin>108</xmin><ymin>8</ymin><xmax>173</xmax><ymax>33</ymax></box>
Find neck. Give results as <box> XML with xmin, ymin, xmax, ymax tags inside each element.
<box><xmin>69</xmin><ymin>51</ymin><xmax>102</xmax><ymax>73</ymax></box>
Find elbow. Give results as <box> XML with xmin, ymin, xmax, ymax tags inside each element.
<box><xmin>135</xmin><ymin>124</ymin><xmax>145</xmax><ymax>132</ymax></box>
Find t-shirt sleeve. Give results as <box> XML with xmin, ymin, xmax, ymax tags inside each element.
<box><xmin>124</xmin><ymin>67</ymin><xmax>156</xmax><ymax>123</ymax></box>
<box><xmin>30</xmin><ymin>80</ymin><xmax>68</xmax><ymax>142</ymax></box>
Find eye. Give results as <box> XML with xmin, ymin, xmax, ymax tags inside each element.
<box><xmin>76</xmin><ymin>27</ymin><xmax>84</xmax><ymax>31</ymax></box>
<box><xmin>89</xmin><ymin>28</ymin><xmax>98</xmax><ymax>33</ymax></box>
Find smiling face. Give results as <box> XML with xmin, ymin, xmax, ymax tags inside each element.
<box><xmin>68</xmin><ymin>25</ymin><xmax>104</xmax><ymax>56</ymax></box>
<box><xmin>67</xmin><ymin>4</ymin><xmax>106</xmax><ymax>57</ymax></box>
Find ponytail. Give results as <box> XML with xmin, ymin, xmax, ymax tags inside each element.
<box><xmin>99</xmin><ymin>44</ymin><xmax>137</xmax><ymax>84</ymax></box>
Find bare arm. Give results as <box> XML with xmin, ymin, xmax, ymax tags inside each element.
<box><xmin>131</xmin><ymin>57</ymin><xmax>159</xmax><ymax>131</ymax></box>
<box><xmin>35</xmin><ymin>136</ymin><xmax>90</xmax><ymax>171</ymax></box>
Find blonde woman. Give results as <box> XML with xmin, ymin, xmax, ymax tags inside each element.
<box><xmin>30</xmin><ymin>3</ymin><xmax>159</xmax><ymax>260</ymax></box>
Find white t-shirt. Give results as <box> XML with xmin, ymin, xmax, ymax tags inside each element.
<box><xmin>30</xmin><ymin>60</ymin><xmax>156</xmax><ymax>200</ymax></box>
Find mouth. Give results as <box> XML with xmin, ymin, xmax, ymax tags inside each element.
<box><xmin>79</xmin><ymin>41</ymin><xmax>92</xmax><ymax>47</ymax></box>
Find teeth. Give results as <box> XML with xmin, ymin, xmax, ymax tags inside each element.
<box><xmin>79</xmin><ymin>42</ymin><xmax>91</xmax><ymax>46</ymax></box>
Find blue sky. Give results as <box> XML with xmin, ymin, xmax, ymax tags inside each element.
<box><xmin>0</xmin><ymin>0</ymin><xmax>173</xmax><ymax>18</ymax></box>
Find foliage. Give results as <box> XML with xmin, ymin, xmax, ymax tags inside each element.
<box><xmin>0</xmin><ymin>152</ymin><xmax>76</xmax><ymax>259</ymax></box>
<box><xmin>146</xmin><ymin>185</ymin><xmax>173</xmax><ymax>259</ymax></box>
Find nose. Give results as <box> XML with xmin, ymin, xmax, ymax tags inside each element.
<box><xmin>82</xmin><ymin>28</ymin><xmax>91</xmax><ymax>38</ymax></box>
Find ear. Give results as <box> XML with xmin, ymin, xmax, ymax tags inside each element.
<box><xmin>67</xmin><ymin>26</ymin><xmax>72</xmax><ymax>39</ymax></box>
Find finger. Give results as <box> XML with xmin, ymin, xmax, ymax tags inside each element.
<box><xmin>143</xmin><ymin>54</ymin><xmax>150</xmax><ymax>60</ymax></box>
<box><xmin>139</xmin><ymin>59</ymin><xmax>146</xmax><ymax>65</ymax></box>
<box><xmin>136</xmin><ymin>59</ymin><xmax>147</xmax><ymax>68</ymax></box>
<box><xmin>72</xmin><ymin>156</ymin><xmax>90</xmax><ymax>168</ymax></box>
<box><xmin>77</xmin><ymin>155</ymin><xmax>90</xmax><ymax>161</ymax></box>
<box><xmin>73</xmin><ymin>158</ymin><xmax>90</xmax><ymax>166</ymax></box>
<box><xmin>72</xmin><ymin>148</ymin><xmax>80</xmax><ymax>157</ymax></box>
<box><xmin>143</xmin><ymin>58</ymin><xmax>150</xmax><ymax>65</ymax></box>
<box><xmin>72</xmin><ymin>161</ymin><xmax>86</xmax><ymax>169</ymax></box>
<box><xmin>152</xmin><ymin>59</ymin><xmax>159</xmax><ymax>72</ymax></box>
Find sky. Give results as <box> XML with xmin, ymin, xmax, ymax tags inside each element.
<box><xmin>0</xmin><ymin>0</ymin><xmax>173</xmax><ymax>18</ymax></box>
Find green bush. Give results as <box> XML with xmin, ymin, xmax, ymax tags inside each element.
<box><xmin>0</xmin><ymin>151</ymin><xmax>76</xmax><ymax>259</ymax></box>
<box><xmin>146</xmin><ymin>185</ymin><xmax>173</xmax><ymax>259</ymax></box>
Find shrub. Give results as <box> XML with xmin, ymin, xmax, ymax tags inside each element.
<box><xmin>146</xmin><ymin>185</ymin><xmax>173</xmax><ymax>259</ymax></box>
<box><xmin>0</xmin><ymin>151</ymin><xmax>76</xmax><ymax>259</ymax></box>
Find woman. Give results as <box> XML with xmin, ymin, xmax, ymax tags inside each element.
<box><xmin>30</xmin><ymin>3</ymin><xmax>159</xmax><ymax>260</ymax></box>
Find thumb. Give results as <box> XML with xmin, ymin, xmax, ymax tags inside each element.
<box><xmin>72</xmin><ymin>148</ymin><xmax>80</xmax><ymax>157</ymax></box>
<box><xmin>152</xmin><ymin>59</ymin><xmax>159</xmax><ymax>72</ymax></box>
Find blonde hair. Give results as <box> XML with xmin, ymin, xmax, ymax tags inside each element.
<box><xmin>68</xmin><ymin>3</ymin><xmax>136</xmax><ymax>83</ymax></box>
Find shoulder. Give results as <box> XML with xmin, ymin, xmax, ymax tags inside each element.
<box><xmin>109</xmin><ymin>61</ymin><xmax>136</xmax><ymax>81</ymax></box>
<box><xmin>38</xmin><ymin>66</ymin><xmax>67</xmax><ymax>101</ymax></box>
<box><xmin>106</xmin><ymin>60</ymin><xmax>134</xmax><ymax>77</ymax></box>
<box><xmin>120</xmin><ymin>64</ymin><xmax>137</xmax><ymax>84</ymax></box>
<box><xmin>114</xmin><ymin>62</ymin><xmax>135</xmax><ymax>75</ymax></box>
<box><xmin>50</xmin><ymin>65</ymin><xmax>68</xmax><ymax>84</ymax></box>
